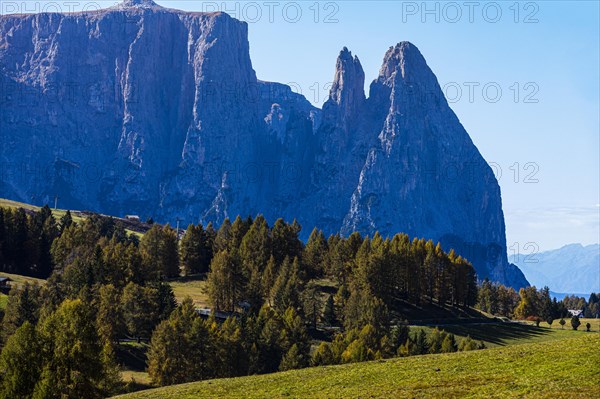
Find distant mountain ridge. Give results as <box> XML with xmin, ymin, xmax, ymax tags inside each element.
<box><xmin>0</xmin><ymin>1</ymin><xmax>528</xmax><ymax>288</ymax></box>
<box><xmin>510</xmin><ymin>244</ymin><xmax>599</xmax><ymax>294</ymax></box>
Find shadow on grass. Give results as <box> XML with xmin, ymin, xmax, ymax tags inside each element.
<box><xmin>437</xmin><ymin>323</ymin><xmax>553</xmax><ymax>346</ymax></box>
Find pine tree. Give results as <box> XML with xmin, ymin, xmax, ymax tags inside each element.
<box><xmin>212</xmin><ymin>218</ymin><xmax>232</xmax><ymax>253</ymax></box>
<box><xmin>389</xmin><ymin>324</ymin><xmax>410</xmax><ymax>352</ymax></box>
<box><xmin>214</xmin><ymin>317</ymin><xmax>246</xmax><ymax>377</ymax></box>
<box><xmin>180</xmin><ymin>224</ymin><xmax>211</xmax><ymax>276</ymax></box>
<box><xmin>270</xmin><ymin>257</ymin><xmax>301</xmax><ymax>314</ymax></box>
<box><xmin>161</xmin><ymin>225</ymin><xmax>180</xmax><ymax>278</ymax></box>
<box><xmin>440</xmin><ymin>333</ymin><xmax>458</xmax><ymax>353</ymax></box>
<box><xmin>343</xmin><ymin>286</ymin><xmax>389</xmax><ymax>337</ymax></box>
<box><xmin>1</xmin><ymin>282</ymin><xmax>42</xmax><ymax>344</ymax></box>
<box><xmin>539</xmin><ymin>286</ymin><xmax>553</xmax><ymax>321</ymax></box>
<box><xmin>427</xmin><ymin>327</ymin><xmax>445</xmax><ymax>354</ymax></box>
<box><xmin>279</xmin><ymin>344</ymin><xmax>304</xmax><ymax>371</ymax></box>
<box><xmin>514</xmin><ymin>287</ymin><xmax>537</xmax><ymax>319</ymax></box>
<box><xmin>280</xmin><ymin>307</ymin><xmax>310</xmax><ymax>361</ymax></box>
<box><xmin>262</xmin><ymin>255</ymin><xmax>277</xmax><ymax>304</ymax></box>
<box><xmin>303</xmin><ymin>228</ymin><xmax>327</xmax><ymax>278</ymax></box>
<box><xmin>139</xmin><ymin>224</ymin><xmax>180</xmax><ymax>279</ymax></box>
<box><xmin>311</xmin><ymin>342</ymin><xmax>334</xmax><ymax>366</ymax></box>
<box><xmin>229</xmin><ymin>216</ymin><xmax>251</xmax><ymax>252</ymax></box>
<box><xmin>323</xmin><ymin>294</ymin><xmax>336</xmax><ymax>326</ymax></box>
<box><xmin>96</xmin><ymin>284</ymin><xmax>125</xmax><ymax>348</ymax></box>
<box><xmin>33</xmin><ymin>299</ymin><xmax>119</xmax><ymax>398</ymax></box>
<box><xmin>147</xmin><ymin>298</ymin><xmax>203</xmax><ymax>386</ymax></box>
<box><xmin>0</xmin><ymin>322</ymin><xmax>44</xmax><ymax>399</ymax></box>
<box><xmin>414</xmin><ymin>330</ymin><xmax>429</xmax><ymax>355</ymax></box>
<box><xmin>239</xmin><ymin>216</ymin><xmax>271</xmax><ymax>308</ymax></box>
<box><xmin>121</xmin><ymin>283</ymin><xmax>160</xmax><ymax>340</ymax></box>
<box><xmin>207</xmin><ymin>250</ymin><xmax>244</xmax><ymax>312</ymax></box>
<box><xmin>271</xmin><ymin>219</ymin><xmax>302</xmax><ymax>265</ymax></box>
<box><xmin>257</xmin><ymin>307</ymin><xmax>285</xmax><ymax>373</ymax></box>
<box><xmin>341</xmin><ymin>339</ymin><xmax>370</xmax><ymax>363</ymax></box>
<box><xmin>301</xmin><ymin>281</ymin><xmax>322</xmax><ymax>330</ymax></box>
<box><xmin>458</xmin><ymin>335</ymin><xmax>479</xmax><ymax>351</ymax></box>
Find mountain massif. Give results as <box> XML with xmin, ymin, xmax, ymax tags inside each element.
<box><xmin>510</xmin><ymin>244</ymin><xmax>599</xmax><ymax>295</ymax></box>
<box><xmin>0</xmin><ymin>0</ymin><xmax>528</xmax><ymax>288</ymax></box>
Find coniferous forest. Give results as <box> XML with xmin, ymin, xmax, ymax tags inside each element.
<box><xmin>0</xmin><ymin>206</ymin><xmax>597</xmax><ymax>398</ymax></box>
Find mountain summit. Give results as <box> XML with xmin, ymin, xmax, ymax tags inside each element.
<box><xmin>0</xmin><ymin>5</ymin><xmax>528</xmax><ymax>288</ymax></box>
<box><xmin>121</xmin><ymin>0</ymin><xmax>160</xmax><ymax>8</ymax></box>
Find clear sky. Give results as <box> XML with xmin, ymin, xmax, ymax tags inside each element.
<box><xmin>6</xmin><ymin>1</ymin><xmax>600</xmax><ymax>252</ymax></box>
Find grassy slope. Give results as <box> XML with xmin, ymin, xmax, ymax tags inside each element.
<box><xmin>0</xmin><ymin>198</ymin><xmax>143</xmax><ymax>238</ymax></box>
<box><xmin>169</xmin><ymin>276</ymin><xmax>210</xmax><ymax>308</ymax></box>
<box><xmin>411</xmin><ymin>320</ymin><xmax>599</xmax><ymax>348</ymax></box>
<box><xmin>0</xmin><ymin>272</ymin><xmax>46</xmax><ymax>287</ymax></box>
<box><xmin>0</xmin><ymin>272</ymin><xmax>46</xmax><ymax>311</ymax></box>
<box><xmin>117</xmin><ymin>323</ymin><xmax>592</xmax><ymax>392</ymax></box>
<box><xmin>0</xmin><ymin>198</ymin><xmax>86</xmax><ymax>224</ymax></box>
<box><xmin>113</xmin><ymin>333</ymin><xmax>599</xmax><ymax>399</ymax></box>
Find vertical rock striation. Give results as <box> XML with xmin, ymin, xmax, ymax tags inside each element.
<box><xmin>0</xmin><ymin>3</ymin><xmax>528</xmax><ymax>288</ymax></box>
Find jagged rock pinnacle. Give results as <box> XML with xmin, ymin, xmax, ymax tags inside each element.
<box><xmin>325</xmin><ymin>47</ymin><xmax>366</xmax><ymax>126</ymax></box>
<box><xmin>378</xmin><ymin>41</ymin><xmax>430</xmax><ymax>82</ymax></box>
<box><xmin>0</xmin><ymin>1</ymin><xmax>530</xmax><ymax>289</ymax></box>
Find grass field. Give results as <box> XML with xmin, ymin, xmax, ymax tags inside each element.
<box><xmin>115</xmin><ymin>322</ymin><xmax>591</xmax><ymax>393</ymax></box>
<box><xmin>169</xmin><ymin>276</ymin><xmax>210</xmax><ymax>307</ymax></box>
<box><xmin>537</xmin><ymin>318</ymin><xmax>600</xmax><ymax>331</ymax></box>
<box><xmin>411</xmin><ymin>321</ymin><xmax>594</xmax><ymax>348</ymax></box>
<box><xmin>113</xmin><ymin>333</ymin><xmax>599</xmax><ymax>399</ymax></box>
<box><xmin>0</xmin><ymin>198</ymin><xmax>86</xmax><ymax>224</ymax></box>
<box><xmin>0</xmin><ymin>272</ymin><xmax>46</xmax><ymax>287</ymax></box>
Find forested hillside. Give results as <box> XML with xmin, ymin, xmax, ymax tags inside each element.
<box><xmin>0</xmin><ymin>203</ymin><xmax>596</xmax><ymax>399</ymax></box>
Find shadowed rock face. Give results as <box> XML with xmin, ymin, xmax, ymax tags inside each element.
<box><xmin>0</xmin><ymin>2</ymin><xmax>528</xmax><ymax>288</ymax></box>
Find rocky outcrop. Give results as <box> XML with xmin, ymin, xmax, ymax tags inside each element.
<box><xmin>0</xmin><ymin>1</ymin><xmax>528</xmax><ymax>288</ymax></box>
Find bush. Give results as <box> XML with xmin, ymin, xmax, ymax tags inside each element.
<box><xmin>559</xmin><ymin>318</ymin><xmax>566</xmax><ymax>329</ymax></box>
<box><xmin>585</xmin><ymin>322</ymin><xmax>591</xmax><ymax>332</ymax></box>
<box><xmin>571</xmin><ymin>316</ymin><xmax>581</xmax><ymax>331</ymax></box>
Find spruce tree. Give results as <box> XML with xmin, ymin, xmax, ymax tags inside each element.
<box><xmin>440</xmin><ymin>333</ymin><xmax>458</xmax><ymax>353</ymax></box>
<box><xmin>0</xmin><ymin>322</ymin><xmax>44</xmax><ymax>399</ymax></box>
<box><xmin>279</xmin><ymin>344</ymin><xmax>304</xmax><ymax>371</ymax></box>
<box><xmin>311</xmin><ymin>342</ymin><xmax>335</xmax><ymax>366</ymax></box>
<box><xmin>301</xmin><ymin>281</ymin><xmax>322</xmax><ymax>330</ymax></box>
<box><xmin>1</xmin><ymin>282</ymin><xmax>42</xmax><ymax>344</ymax></box>
<box><xmin>207</xmin><ymin>250</ymin><xmax>244</xmax><ymax>312</ymax></box>
<box><xmin>304</xmin><ymin>228</ymin><xmax>327</xmax><ymax>278</ymax></box>
<box><xmin>180</xmin><ymin>224</ymin><xmax>208</xmax><ymax>276</ymax></box>
<box><xmin>34</xmin><ymin>299</ymin><xmax>119</xmax><ymax>398</ymax></box>
<box><xmin>323</xmin><ymin>294</ymin><xmax>336</xmax><ymax>326</ymax></box>
<box><xmin>147</xmin><ymin>298</ymin><xmax>203</xmax><ymax>386</ymax></box>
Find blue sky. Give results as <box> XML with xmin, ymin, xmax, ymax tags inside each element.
<box><xmin>7</xmin><ymin>1</ymin><xmax>600</xmax><ymax>251</ymax></box>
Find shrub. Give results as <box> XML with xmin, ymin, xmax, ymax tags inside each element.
<box><xmin>570</xmin><ymin>316</ymin><xmax>581</xmax><ymax>331</ymax></box>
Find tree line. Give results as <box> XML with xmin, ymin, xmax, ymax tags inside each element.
<box><xmin>0</xmin><ymin>206</ymin><xmax>481</xmax><ymax>397</ymax></box>
<box><xmin>476</xmin><ymin>279</ymin><xmax>600</xmax><ymax>324</ymax></box>
<box><xmin>193</xmin><ymin>215</ymin><xmax>478</xmax><ymax>315</ymax></box>
<box><xmin>0</xmin><ymin>206</ymin><xmax>59</xmax><ymax>278</ymax></box>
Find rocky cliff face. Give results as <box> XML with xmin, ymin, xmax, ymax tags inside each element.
<box><xmin>0</xmin><ymin>0</ymin><xmax>528</xmax><ymax>288</ymax></box>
